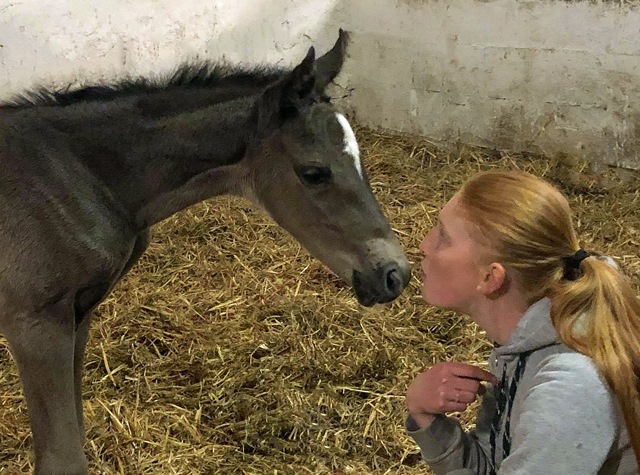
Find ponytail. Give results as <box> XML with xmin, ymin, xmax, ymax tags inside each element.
<box><xmin>550</xmin><ymin>256</ymin><xmax>640</xmax><ymax>468</ymax></box>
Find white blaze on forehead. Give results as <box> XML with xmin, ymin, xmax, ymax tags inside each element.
<box><xmin>335</xmin><ymin>113</ymin><xmax>363</xmax><ymax>179</ymax></box>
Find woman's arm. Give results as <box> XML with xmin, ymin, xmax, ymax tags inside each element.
<box><xmin>405</xmin><ymin>363</ymin><xmax>498</xmax><ymax>474</ymax></box>
<box><xmin>405</xmin><ymin>353</ymin><xmax>618</xmax><ymax>474</ymax></box>
<box><xmin>406</xmin><ymin>391</ymin><xmax>496</xmax><ymax>475</ymax></box>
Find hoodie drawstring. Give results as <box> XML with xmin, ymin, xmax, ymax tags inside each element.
<box><xmin>489</xmin><ymin>351</ymin><xmax>532</xmax><ymax>474</ymax></box>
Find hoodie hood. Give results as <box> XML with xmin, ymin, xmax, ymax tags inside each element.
<box><xmin>494</xmin><ymin>297</ymin><xmax>560</xmax><ymax>356</ymax></box>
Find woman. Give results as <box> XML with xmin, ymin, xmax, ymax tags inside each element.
<box><xmin>405</xmin><ymin>170</ymin><xmax>639</xmax><ymax>474</ymax></box>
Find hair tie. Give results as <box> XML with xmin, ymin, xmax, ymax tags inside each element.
<box><xmin>562</xmin><ymin>248</ymin><xmax>590</xmax><ymax>280</ymax></box>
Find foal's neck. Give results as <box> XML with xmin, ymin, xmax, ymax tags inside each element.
<box><xmin>131</xmin><ymin>97</ymin><xmax>259</xmax><ymax>227</ymax></box>
<box><xmin>45</xmin><ymin>93</ymin><xmax>261</xmax><ymax>229</ymax></box>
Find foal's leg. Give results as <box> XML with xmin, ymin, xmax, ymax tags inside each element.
<box><xmin>72</xmin><ymin>230</ymin><xmax>150</xmax><ymax>439</ymax></box>
<box><xmin>73</xmin><ymin>314</ymin><xmax>93</xmax><ymax>441</ymax></box>
<box><xmin>5</xmin><ymin>298</ymin><xmax>87</xmax><ymax>475</ymax></box>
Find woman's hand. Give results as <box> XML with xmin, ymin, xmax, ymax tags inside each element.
<box><xmin>406</xmin><ymin>362</ymin><xmax>498</xmax><ymax>429</ymax></box>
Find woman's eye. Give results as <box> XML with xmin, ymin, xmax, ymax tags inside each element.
<box><xmin>298</xmin><ymin>166</ymin><xmax>332</xmax><ymax>186</ymax></box>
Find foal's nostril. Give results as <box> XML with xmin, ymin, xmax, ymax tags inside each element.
<box><xmin>385</xmin><ymin>268</ymin><xmax>402</xmax><ymax>295</ymax></box>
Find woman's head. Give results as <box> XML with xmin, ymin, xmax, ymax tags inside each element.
<box><xmin>420</xmin><ymin>169</ymin><xmax>640</xmax><ymax>466</ymax></box>
<box><xmin>419</xmin><ymin>171</ymin><xmax>575</xmax><ymax>313</ymax></box>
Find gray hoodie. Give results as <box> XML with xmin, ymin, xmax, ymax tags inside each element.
<box><xmin>406</xmin><ymin>297</ymin><xmax>637</xmax><ymax>475</ymax></box>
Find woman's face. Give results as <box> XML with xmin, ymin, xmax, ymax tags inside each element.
<box><xmin>419</xmin><ymin>193</ymin><xmax>485</xmax><ymax>313</ymax></box>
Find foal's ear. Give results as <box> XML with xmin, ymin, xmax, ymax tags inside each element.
<box><xmin>254</xmin><ymin>47</ymin><xmax>316</xmax><ymax>134</ymax></box>
<box><xmin>280</xmin><ymin>46</ymin><xmax>317</xmax><ymax>110</ymax></box>
<box><xmin>315</xmin><ymin>29</ymin><xmax>349</xmax><ymax>92</ymax></box>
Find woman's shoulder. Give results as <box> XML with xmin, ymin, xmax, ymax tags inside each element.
<box><xmin>528</xmin><ymin>349</ymin><xmax>615</xmax><ymax>407</ymax></box>
<box><xmin>538</xmin><ymin>350</ymin><xmax>600</xmax><ymax>374</ymax></box>
<box><xmin>516</xmin><ymin>349</ymin><xmax>625</xmax><ymax>454</ymax></box>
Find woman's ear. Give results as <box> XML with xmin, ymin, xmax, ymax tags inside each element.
<box><xmin>477</xmin><ymin>262</ymin><xmax>508</xmax><ymax>296</ymax></box>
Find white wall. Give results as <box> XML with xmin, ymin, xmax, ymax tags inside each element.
<box><xmin>0</xmin><ymin>0</ymin><xmax>347</xmax><ymax>95</ymax></box>
<box><xmin>341</xmin><ymin>0</ymin><xmax>640</xmax><ymax>170</ymax></box>
<box><xmin>2</xmin><ymin>0</ymin><xmax>640</xmax><ymax>169</ymax></box>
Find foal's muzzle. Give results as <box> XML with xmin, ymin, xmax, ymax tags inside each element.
<box><xmin>352</xmin><ymin>261</ymin><xmax>411</xmax><ymax>307</ymax></box>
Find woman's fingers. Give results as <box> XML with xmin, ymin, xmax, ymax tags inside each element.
<box><xmin>452</xmin><ymin>376</ymin><xmax>482</xmax><ymax>393</ymax></box>
<box><xmin>406</xmin><ymin>362</ymin><xmax>496</xmax><ymax>419</ymax></box>
<box><xmin>450</xmin><ymin>363</ymin><xmax>498</xmax><ymax>386</ymax></box>
<box><xmin>444</xmin><ymin>401</ymin><xmax>472</xmax><ymax>413</ymax></box>
<box><xmin>447</xmin><ymin>389</ymin><xmax>477</xmax><ymax>405</ymax></box>
<box><xmin>452</xmin><ymin>377</ymin><xmax>490</xmax><ymax>398</ymax></box>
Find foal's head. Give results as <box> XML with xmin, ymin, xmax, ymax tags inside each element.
<box><xmin>240</xmin><ymin>31</ymin><xmax>411</xmax><ymax>306</ymax></box>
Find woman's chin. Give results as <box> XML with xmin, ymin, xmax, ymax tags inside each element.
<box><xmin>420</xmin><ymin>286</ymin><xmax>434</xmax><ymax>305</ymax></box>
<box><xmin>421</xmin><ymin>286</ymin><xmax>451</xmax><ymax>308</ymax></box>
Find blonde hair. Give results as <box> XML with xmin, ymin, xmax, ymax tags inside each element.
<box><xmin>459</xmin><ymin>170</ymin><xmax>640</xmax><ymax>467</ymax></box>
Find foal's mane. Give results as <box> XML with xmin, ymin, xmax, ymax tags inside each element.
<box><xmin>1</xmin><ymin>62</ymin><xmax>287</xmax><ymax>109</ymax></box>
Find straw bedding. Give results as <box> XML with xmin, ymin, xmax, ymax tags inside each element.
<box><xmin>1</xmin><ymin>126</ymin><xmax>638</xmax><ymax>474</ymax></box>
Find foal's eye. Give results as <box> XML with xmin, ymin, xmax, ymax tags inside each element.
<box><xmin>297</xmin><ymin>166</ymin><xmax>332</xmax><ymax>187</ymax></box>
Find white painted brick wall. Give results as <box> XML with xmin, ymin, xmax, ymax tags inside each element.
<box><xmin>2</xmin><ymin>0</ymin><xmax>640</xmax><ymax>168</ymax></box>
<box><xmin>342</xmin><ymin>0</ymin><xmax>640</xmax><ymax>169</ymax></box>
<box><xmin>0</xmin><ymin>0</ymin><xmax>347</xmax><ymax>95</ymax></box>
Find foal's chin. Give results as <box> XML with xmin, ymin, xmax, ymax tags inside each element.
<box><xmin>352</xmin><ymin>286</ymin><xmax>397</xmax><ymax>307</ymax></box>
